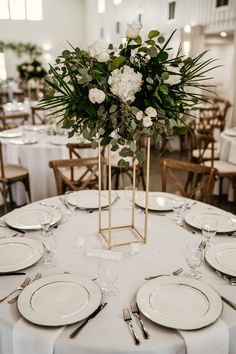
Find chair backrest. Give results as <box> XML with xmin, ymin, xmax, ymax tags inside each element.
<box><xmin>31</xmin><ymin>106</ymin><xmax>47</xmax><ymax>125</ymax></box>
<box><xmin>0</xmin><ymin>112</ymin><xmax>29</xmax><ymax>130</ymax></box>
<box><xmin>190</xmin><ymin>132</ymin><xmax>215</xmax><ymax>167</ymax></box>
<box><xmin>0</xmin><ymin>142</ymin><xmax>5</xmax><ymax>179</ymax></box>
<box><xmin>160</xmin><ymin>158</ymin><xmax>217</xmax><ymax>204</ymax></box>
<box><xmin>49</xmin><ymin>157</ymin><xmax>105</xmax><ymax>195</ymax></box>
<box><xmin>66</xmin><ymin>142</ymin><xmax>105</xmax><ymax>183</ymax></box>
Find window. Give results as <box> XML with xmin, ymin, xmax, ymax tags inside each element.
<box><xmin>168</xmin><ymin>1</ymin><xmax>176</xmax><ymax>20</ymax></box>
<box><xmin>0</xmin><ymin>0</ymin><xmax>43</xmax><ymax>20</ymax></box>
<box><xmin>0</xmin><ymin>52</ymin><xmax>7</xmax><ymax>81</ymax></box>
<box><xmin>216</xmin><ymin>0</ymin><xmax>229</xmax><ymax>7</ymax></box>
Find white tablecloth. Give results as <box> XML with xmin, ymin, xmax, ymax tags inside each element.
<box><xmin>0</xmin><ymin>192</ymin><xmax>236</xmax><ymax>354</ymax></box>
<box><xmin>0</xmin><ymin>127</ymin><xmax>95</xmax><ymax>204</ymax></box>
<box><xmin>219</xmin><ymin>130</ymin><xmax>236</xmax><ymax>201</ymax></box>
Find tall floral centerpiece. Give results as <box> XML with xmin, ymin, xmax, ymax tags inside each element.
<box><xmin>41</xmin><ymin>22</ymin><xmax>217</xmax><ymax>248</ymax></box>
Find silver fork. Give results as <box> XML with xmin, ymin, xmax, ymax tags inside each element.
<box><xmin>123</xmin><ymin>308</ymin><xmax>140</xmax><ymax>345</ymax></box>
<box><xmin>130</xmin><ymin>301</ymin><xmax>149</xmax><ymax>339</ymax></box>
<box><xmin>0</xmin><ymin>277</ymin><xmax>31</xmax><ymax>302</ymax></box>
<box><xmin>145</xmin><ymin>267</ymin><xmax>183</xmax><ymax>280</ymax></box>
<box><xmin>8</xmin><ymin>273</ymin><xmax>42</xmax><ymax>304</ymax></box>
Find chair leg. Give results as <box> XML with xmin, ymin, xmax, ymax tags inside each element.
<box><xmin>8</xmin><ymin>184</ymin><xmax>14</xmax><ymax>204</ymax></box>
<box><xmin>2</xmin><ymin>183</ymin><xmax>8</xmax><ymax>214</ymax></box>
<box><xmin>23</xmin><ymin>175</ymin><xmax>31</xmax><ymax>204</ymax></box>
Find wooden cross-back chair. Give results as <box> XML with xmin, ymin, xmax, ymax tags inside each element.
<box><xmin>0</xmin><ymin>109</ymin><xmax>29</xmax><ymax>130</ymax></box>
<box><xmin>49</xmin><ymin>157</ymin><xmax>106</xmax><ymax>195</ymax></box>
<box><xmin>0</xmin><ymin>142</ymin><xmax>31</xmax><ymax>213</ymax></box>
<box><xmin>196</xmin><ymin>107</ymin><xmax>223</xmax><ymax>135</ymax></box>
<box><xmin>190</xmin><ymin>131</ymin><xmax>219</xmax><ymax>165</ymax></box>
<box><xmin>66</xmin><ymin>142</ymin><xmax>106</xmax><ymax>189</ymax></box>
<box><xmin>160</xmin><ymin>159</ymin><xmax>217</xmax><ymax>204</ymax></box>
<box><xmin>31</xmin><ymin>106</ymin><xmax>47</xmax><ymax>125</ymax></box>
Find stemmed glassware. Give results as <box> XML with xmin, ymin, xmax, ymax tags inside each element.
<box><xmin>201</xmin><ymin>217</ymin><xmax>217</xmax><ymax>248</ymax></box>
<box><xmin>124</xmin><ymin>186</ymin><xmax>137</xmax><ymax>208</ymax></box>
<box><xmin>185</xmin><ymin>243</ymin><xmax>204</xmax><ymax>279</ymax></box>
<box><xmin>172</xmin><ymin>198</ymin><xmax>185</xmax><ymax>224</ymax></box>
<box><xmin>98</xmin><ymin>260</ymin><xmax>119</xmax><ymax>298</ymax></box>
<box><xmin>37</xmin><ymin>207</ymin><xmax>56</xmax><ymax>268</ymax></box>
<box><xmin>64</xmin><ymin>191</ymin><xmax>78</xmax><ymax>216</ymax></box>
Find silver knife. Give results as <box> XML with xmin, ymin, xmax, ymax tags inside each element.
<box><xmin>70</xmin><ymin>303</ymin><xmax>107</xmax><ymax>339</ymax></box>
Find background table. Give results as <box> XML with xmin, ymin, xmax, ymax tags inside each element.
<box><xmin>0</xmin><ymin>191</ymin><xmax>236</xmax><ymax>354</ymax></box>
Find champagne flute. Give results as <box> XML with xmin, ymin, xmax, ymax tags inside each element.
<box><xmin>40</xmin><ymin>232</ymin><xmax>57</xmax><ymax>268</ymax></box>
<box><xmin>37</xmin><ymin>208</ymin><xmax>53</xmax><ymax>237</ymax></box>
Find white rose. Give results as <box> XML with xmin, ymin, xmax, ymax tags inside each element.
<box><xmin>143</xmin><ymin>116</ymin><xmax>153</xmax><ymax>127</ymax></box>
<box><xmin>108</xmin><ymin>65</ymin><xmax>142</xmax><ymax>103</ymax></box>
<box><xmin>88</xmin><ymin>88</ymin><xmax>105</xmax><ymax>104</ymax></box>
<box><xmin>88</xmin><ymin>41</ymin><xmax>110</xmax><ymax>62</ymax></box>
<box><xmin>145</xmin><ymin>106</ymin><xmax>157</xmax><ymax>118</ymax></box>
<box><xmin>126</xmin><ymin>21</ymin><xmax>141</xmax><ymax>39</ymax></box>
<box><xmin>136</xmin><ymin>111</ymin><xmax>143</xmax><ymax>121</ymax></box>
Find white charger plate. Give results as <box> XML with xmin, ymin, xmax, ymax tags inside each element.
<box><xmin>0</xmin><ymin>131</ymin><xmax>23</xmax><ymax>138</ymax></box>
<box><xmin>135</xmin><ymin>192</ymin><xmax>174</xmax><ymax>211</ymax></box>
<box><xmin>18</xmin><ymin>274</ymin><xmax>102</xmax><ymax>326</ymax></box>
<box><xmin>136</xmin><ymin>276</ymin><xmax>222</xmax><ymax>330</ymax></box>
<box><xmin>9</xmin><ymin>138</ymin><xmax>38</xmax><ymax>145</ymax></box>
<box><xmin>184</xmin><ymin>210</ymin><xmax>236</xmax><ymax>233</ymax></box>
<box><xmin>5</xmin><ymin>207</ymin><xmax>62</xmax><ymax>230</ymax></box>
<box><xmin>205</xmin><ymin>242</ymin><xmax>236</xmax><ymax>277</ymax></box>
<box><xmin>0</xmin><ymin>237</ymin><xmax>43</xmax><ymax>273</ymax></box>
<box><xmin>68</xmin><ymin>190</ymin><xmax>117</xmax><ymax>210</ymax></box>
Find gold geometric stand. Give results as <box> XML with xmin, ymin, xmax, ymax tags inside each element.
<box><xmin>98</xmin><ymin>138</ymin><xmax>150</xmax><ymax>249</ymax></box>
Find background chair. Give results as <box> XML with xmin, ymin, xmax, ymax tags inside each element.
<box><xmin>0</xmin><ymin>107</ymin><xmax>29</xmax><ymax>130</ymax></box>
<box><xmin>0</xmin><ymin>142</ymin><xmax>31</xmax><ymax>213</ymax></box>
<box><xmin>160</xmin><ymin>158</ymin><xmax>217</xmax><ymax>204</ymax></box>
<box><xmin>49</xmin><ymin>157</ymin><xmax>106</xmax><ymax>195</ymax></box>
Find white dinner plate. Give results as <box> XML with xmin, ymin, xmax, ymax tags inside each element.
<box><xmin>18</xmin><ymin>274</ymin><xmax>102</xmax><ymax>326</ymax></box>
<box><xmin>205</xmin><ymin>242</ymin><xmax>236</xmax><ymax>277</ymax></box>
<box><xmin>0</xmin><ymin>131</ymin><xmax>23</xmax><ymax>138</ymax></box>
<box><xmin>184</xmin><ymin>210</ymin><xmax>236</xmax><ymax>233</ymax></box>
<box><xmin>136</xmin><ymin>276</ymin><xmax>222</xmax><ymax>330</ymax></box>
<box><xmin>135</xmin><ymin>192</ymin><xmax>174</xmax><ymax>211</ymax></box>
<box><xmin>0</xmin><ymin>237</ymin><xmax>43</xmax><ymax>273</ymax></box>
<box><xmin>9</xmin><ymin>138</ymin><xmax>38</xmax><ymax>145</ymax></box>
<box><xmin>69</xmin><ymin>190</ymin><xmax>117</xmax><ymax>210</ymax></box>
<box><xmin>5</xmin><ymin>206</ymin><xmax>62</xmax><ymax>230</ymax></box>
<box><xmin>223</xmin><ymin>128</ymin><xmax>236</xmax><ymax>137</ymax></box>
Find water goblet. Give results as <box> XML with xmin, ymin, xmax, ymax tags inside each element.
<box><xmin>64</xmin><ymin>191</ymin><xmax>78</xmax><ymax>216</ymax></box>
<box><xmin>37</xmin><ymin>208</ymin><xmax>53</xmax><ymax>237</ymax></box>
<box><xmin>185</xmin><ymin>243</ymin><xmax>204</xmax><ymax>279</ymax></box>
<box><xmin>172</xmin><ymin>198</ymin><xmax>185</xmax><ymax>224</ymax></box>
<box><xmin>124</xmin><ymin>186</ymin><xmax>137</xmax><ymax>208</ymax></box>
<box><xmin>98</xmin><ymin>259</ymin><xmax>119</xmax><ymax>298</ymax></box>
<box><xmin>201</xmin><ymin>217</ymin><xmax>217</xmax><ymax>248</ymax></box>
<box><xmin>40</xmin><ymin>232</ymin><xmax>57</xmax><ymax>268</ymax></box>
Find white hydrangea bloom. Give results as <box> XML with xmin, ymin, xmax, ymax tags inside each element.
<box><xmin>108</xmin><ymin>65</ymin><xmax>142</xmax><ymax>103</ymax></box>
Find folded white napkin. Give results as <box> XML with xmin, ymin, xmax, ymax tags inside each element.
<box><xmin>13</xmin><ymin>318</ymin><xmax>63</xmax><ymax>354</ymax></box>
<box><xmin>179</xmin><ymin>319</ymin><xmax>229</xmax><ymax>354</ymax></box>
<box><xmin>85</xmin><ymin>249</ymin><xmax>122</xmax><ymax>261</ymax></box>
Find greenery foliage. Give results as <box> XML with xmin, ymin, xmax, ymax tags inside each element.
<box><xmin>0</xmin><ymin>41</ymin><xmax>42</xmax><ymax>57</ymax></box>
<box><xmin>41</xmin><ymin>28</ymin><xmax>218</xmax><ymax>166</ymax></box>
<box><xmin>17</xmin><ymin>59</ymin><xmax>47</xmax><ymax>81</ymax></box>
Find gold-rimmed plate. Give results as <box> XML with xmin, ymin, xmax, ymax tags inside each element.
<box><xmin>18</xmin><ymin>274</ymin><xmax>102</xmax><ymax>326</ymax></box>
<box><xmin>205</xmin><ymin>242</ymin><xmax>236</xmax><ymax>277</ymax></box>
<box><xmin>0</xmin><ymin>237</ymin><xmax>43</xmax><ymax>273</ymax></box>
<box><xmin>136</xmin><ymin>276</ymin><xmax>222</xmax><ymax>330</ymax></box>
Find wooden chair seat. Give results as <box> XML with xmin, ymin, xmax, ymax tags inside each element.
<box><xmin>0</xmin><ymin>165</ymin><xmax>29</xmax><ymax>180</ymax></box>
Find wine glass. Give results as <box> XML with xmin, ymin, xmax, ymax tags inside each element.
<box><xmin>40</xmin><ymin>232</ymin><xmax>57</xmax><ymax>268</ymax></box>
<box><xmin>172</xmin><ymin>198</ymin><xmax>185</xmax><ymax>224</ymax></box>
<box><xmin>185</xmin><ymin>243</ymin><xmax>204</xmax><ymax>279</ymax></box>
<box><xmin>37</xmin><ymin>208</ymin><xmax>53</xmax><ymax>237</ymax></box>
<box><xmin>201</xmin><ymin>217</ymin><xmax>217</xmax><ymax>248</ymax></box>
<box><xmin>98</xmin><ymin>260</ymin><xmax>119</xmax><ymax>298</ymax></box>
<box><xmin>124</xmin><ymin>186</ymin><xmax>137</xmax><ymax>208</ymax></box>
<box><xmin>64</xmin><ymin>191</ymin><xmax>78</xmax><ymax>215</ymax></box>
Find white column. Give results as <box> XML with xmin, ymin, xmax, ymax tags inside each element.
<box><xmin>231</xmin><ymin>30</ymin><xmax>236</xmax><ymax>126</ymax></box>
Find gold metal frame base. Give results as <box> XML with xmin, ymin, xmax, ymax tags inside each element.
<box><xmin>99</xmin><ymin>224</ymin><xmax>145</xmax><ymax>249</ymax></box>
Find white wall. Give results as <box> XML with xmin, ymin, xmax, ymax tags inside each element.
<box><xmin>0</xmin><ymin>0</ymin><xmax>85</xmax><ymax>78</ymax></box>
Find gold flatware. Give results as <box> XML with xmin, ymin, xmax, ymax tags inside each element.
<box><xmin>0</xmin><ymin>277</ymin><xmax>31</xmax><ymax>302</ymax></box>
<box><xmin>130</xmin><ymin>301</ymin><xmax>149</xmax><ymax>339</ymax></box>
<box><xmin>8</xmin><ymin>273</ymin><xmax>42</xmax><ymax>304</ymax></box>
<box><xmin>145</xmin><ymin>267</ymin><xmax>183</xmax><ymax>280</ymax></box>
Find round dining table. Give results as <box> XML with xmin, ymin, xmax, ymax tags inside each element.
<box><xmin>0</xmin><ymin>191</ymin><xmax>236</xmax><ymax>354</ymax></box>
